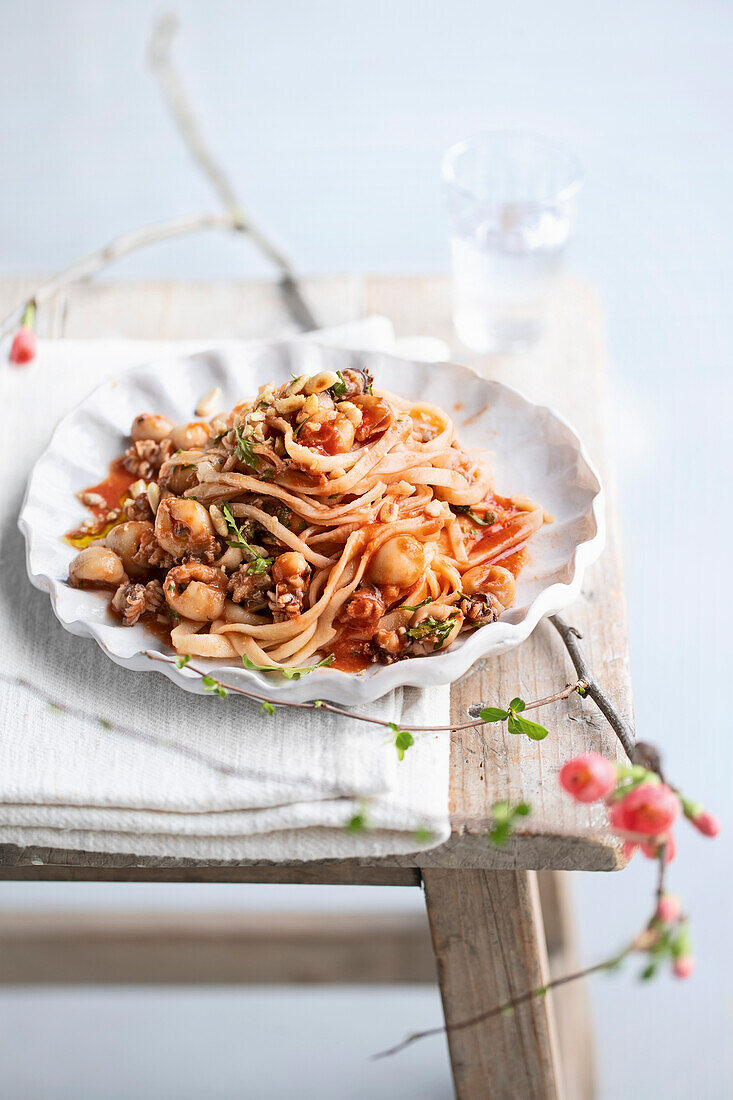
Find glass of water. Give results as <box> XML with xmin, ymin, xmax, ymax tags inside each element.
<box><xmin>443</xmin><ymin>133</ymin><xmax>583</xmax><ymax>353</ymax></box>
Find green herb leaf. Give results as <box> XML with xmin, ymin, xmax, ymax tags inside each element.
<box><xmin>242</xmin><ymin>654</ymin><xmax>335</xmax><ymax>679</ymax></box>
<box><xmin>233</xmin><ymin>423</ymin><xmax>259</xmax><ymax>468</ymax></box>
<box><xmin>479</xmin><ymin>707</ymin><xmax>510</xmax><ymax>722</ymax></box>
<box><xmin>396</xmin><ymin>596</ymin><xmax>433</xmax><ymax>613</ymax></box>
<box><xmin>221</xmin><ymin>503</ymin><xmax>274</xmax><ymax>575</ymax></box>
<box><xmin>259</xmin><ymin>701</ymin><xmax>275</xmax><ymax>716</ymax></box>
<box><xmin>406</xmin><ymin>613</ymin><xmax>458</xmax><ymax>650</ymax></box>
<box><xmin>453</xmin><ymin>504</ymin><xmax>497</xmax><ymax>527</ymax></box>
<box><xmin>331</xmin><ymin>370</ymin><xmax>348</xmax><ymax>398</ymax></box>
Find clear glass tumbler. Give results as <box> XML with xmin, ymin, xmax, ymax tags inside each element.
<box><xmin>443</xmin><ymin>133</ymin><xmax>583</xmax><ymax>353</ymax></box>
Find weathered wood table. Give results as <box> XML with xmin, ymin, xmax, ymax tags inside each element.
<box><xmin>0</xmin><ymin>273</ymin><xmax>632</xmax><ymax>1100</ymax></box>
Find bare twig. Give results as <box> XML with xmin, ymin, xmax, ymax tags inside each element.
<box><xmin>372</xmin><ymin>955</ymin><xmax>624</xmax><ymax>1060</ymax></box>
<box><xmin>148</xmin><ymin>13</ymin><xmax>317</xmax><ymax>331</ymax></box>
<box><xmin>373</xmin><ymin>844</ymin><xmax>671</xmax><ymax>1060</ymax></box>
<box><xmin>550</xmin><ymin>614</ymin><xmax>635</xmax><ymax>758</ymax></box>
<box><xmin>0</xmin><ymin>212</ymin><xmax>236</xmax><ymax>342</ymax></box>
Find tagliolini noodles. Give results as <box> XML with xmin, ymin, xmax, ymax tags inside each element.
<box><xmin>66</xmin><ymin>367</ymin><xmax>546</xmax><ymax>674</ymax></box>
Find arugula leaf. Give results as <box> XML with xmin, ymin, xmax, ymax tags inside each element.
<box><xmin>233</xmin><ymin>423</ymin><xmax>259</xmax><ymax>468</ymax></box>
<box><xmin>406</xmin><ymin>613</ymin><xmax>458</xmax><ymax>650</ymax></box>
<box><xmin>453</xmin><ymin>504</ymin><xmax>497</xmax><ymax>527</ymax></box>
<box><xmin>242</xmin><ymin>654</ymin><xmax>335</xmax><ymax>679</ymax></box>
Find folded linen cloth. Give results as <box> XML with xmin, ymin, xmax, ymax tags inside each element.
<box><xmin>0</xmin><ymin>321</ymin><xmax>451</xmax><ymax>860</ymax></box>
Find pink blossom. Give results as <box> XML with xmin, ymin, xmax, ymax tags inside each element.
<box><xmin>690</xmin><ymin>810</ymin><xmax>720</xmax><ymax>838</ymax></box>
<box><xmin>559</xmin><ymin>753</ymin><xmax>617</xmax><ymax>803</ymax></box>
<box><xmin>641</xmin><ymin>833</ymin><xmax>677</xmax><ymax>863</ymax></box>
<box><xmin>673</xmin><ymin>955</ymin><xmax>695</xmax><ymax>979</ymax></box>
<box><xmin>608</xmin><ymin>783</ymin><xmax>680</xmax><ymax>841</ymax></box>
<box><xmin>621</xmin><ymin>840</ymin><xmax>638</xmax><ymax>861</ymax></box>
<box><xmin>656</xmin><ymin>894</ymin><xmax>681</xmax><ymax>923</ymax></box>
<box><xmin>9</xmin><ymin>326</ymin><xmax>37</xmax><ymax>365</ymax></box>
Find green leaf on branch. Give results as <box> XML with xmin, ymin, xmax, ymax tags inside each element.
<box><xmin>509</xmin><ymin>712</ymin><xmax>549</xmax><ymax>741</ymax></box>
<box><xmin>201</xmin><ymin>675</ymin><xmax>228</xmax><ymax>698</ymax></box>
<box><xmin>487</xmin><ymin>800</ymin><xmax>532</xmax><ymax>847</ymax></box>
<box><xmin>479</xmin><ymin>707</ymin><xmax>510</xmax><ymax>723</ymax></box>
<box><xmin>259</xmin><ymin>701</ymin><xmax>275</xmax><ymax>716</ymax></box>
<box><xmin>388</xmin><ymin>722</ymin><xmax>415</xmax><ymax>761</ymax></box>
<box><xmin>509</xmin><ymin>697</ymin><xmax>526</xmax><ymax>712</ymax></box>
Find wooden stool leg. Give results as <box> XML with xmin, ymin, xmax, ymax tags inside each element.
<box><xmin>537</xmin><ymin>871</ymin><xmax>595</xmax><ymax>1100</ymax></box>
<box><xmin>423</xmin><ymin>868</ymin><xmax>564</xmax><ymax>1100</ymax></box>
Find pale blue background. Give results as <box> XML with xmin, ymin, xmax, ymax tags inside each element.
<box><xmin>1</xmin><ymin>1</ymin><xmax>731</xmax><ymax>1097</ymax></box>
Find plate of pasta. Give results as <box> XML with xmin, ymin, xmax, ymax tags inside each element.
<box><xmin>19</xmin><ymin>342</ymin><xmax>604</xmax><ymax>703</ymax></box>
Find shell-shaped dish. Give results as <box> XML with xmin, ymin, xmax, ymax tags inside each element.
<box><xmin>19</xmin><ymin>342</ymin><xmax>604</xmax><ymax>703</ymax></box>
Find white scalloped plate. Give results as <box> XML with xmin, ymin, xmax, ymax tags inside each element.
<box><xmin>18</xmin><ymin>342</ymin><xmax>604</xmax><ymax>703</ymax></box>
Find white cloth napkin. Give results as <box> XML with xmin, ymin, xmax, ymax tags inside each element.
<box><xmin>0</xmin><ymin>320</ymin><xmax>451</xmax><ymax>860</ymax></box>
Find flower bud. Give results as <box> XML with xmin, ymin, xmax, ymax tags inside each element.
<box><xmin>9</xmin><ymin>325</ymin><xmax>37</xmax><ymax>365</ymax></box>
<box><xmin>559</xmin><ymin>753</ymin><xmax>617</xmax><ymax>803</ymax></box>
<box><xmin>608</xmin><ymin>783</ymin><xmax>680</xmax><ymax>841</ymax></box>
<box><xmin>656</xmin><ymin>894</ymin><xmax>681</xmax><ymax>923</ymax></box>
<box><xmin>691</xmin><ymin>810</ymin><xmax>720</xmax><ymax>838</ymax></box>
<box><xmin>673</xmin><ymin>955</ymin><xmax>695</xmax><ymax>979</ymax></box>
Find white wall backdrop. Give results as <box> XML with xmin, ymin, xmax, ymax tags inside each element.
<box><xmin>1</xmin><ymin>2</ymin><xmax>731</xmax><ymax>1098</ymax></box>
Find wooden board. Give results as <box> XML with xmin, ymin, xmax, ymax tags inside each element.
<box><xmin>0</xmin><ymin>910</ymin><xmax>436</xmax><ymax>985</ymax></box>
<box><xmin>0</xmin><ymin>273</ymin><xmax>632</xmax><ymax>875</ymax></box>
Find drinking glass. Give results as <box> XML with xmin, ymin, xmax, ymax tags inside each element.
<box><xmin>443</xmin><ymin>133</ymin><xmax>583</xmax><ymax>353</ymax></box>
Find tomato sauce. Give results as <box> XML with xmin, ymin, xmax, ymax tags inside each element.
<box><xmin>331</xmin><ymin>632</ymin><xmax>375</xmax><ymax>673</ymax></box>
<box><xmin>462</xmin><ymin>494</ymin><xmax>531</xmax><ymax>578</ymax></box>
<box><xmin>64</xmin><ymin>457</ymin><xmax>138</xmax><ymax>547</ymax></box>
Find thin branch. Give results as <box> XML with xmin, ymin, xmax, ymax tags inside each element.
<box><xmin>374</xmin><ymin>845</ymin><xmax>670</xmax><ymax>1060</ymax></box>
<box><xmin>373</xmin><ymin>953</ymin><xmax>625</xmax><ymax>1060</ymax></box>
<box><xmin>145</xmin><ymin>651</ymin><xmax>587</xmax><ymax>736</ymax></box>
<box><xmin>148</xmin><ymin>13</ymin><xmax>317</xmax><ymax>331</ymax></box>
<box><xmin>550</xmin><ymin>614</ymin><xmax>635</xmax><ymax>758</ymax></box>
<box><xmin>0</xmin><ymin>212</ymin><xmax>236</xmax><ymax>341</ymax></box>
